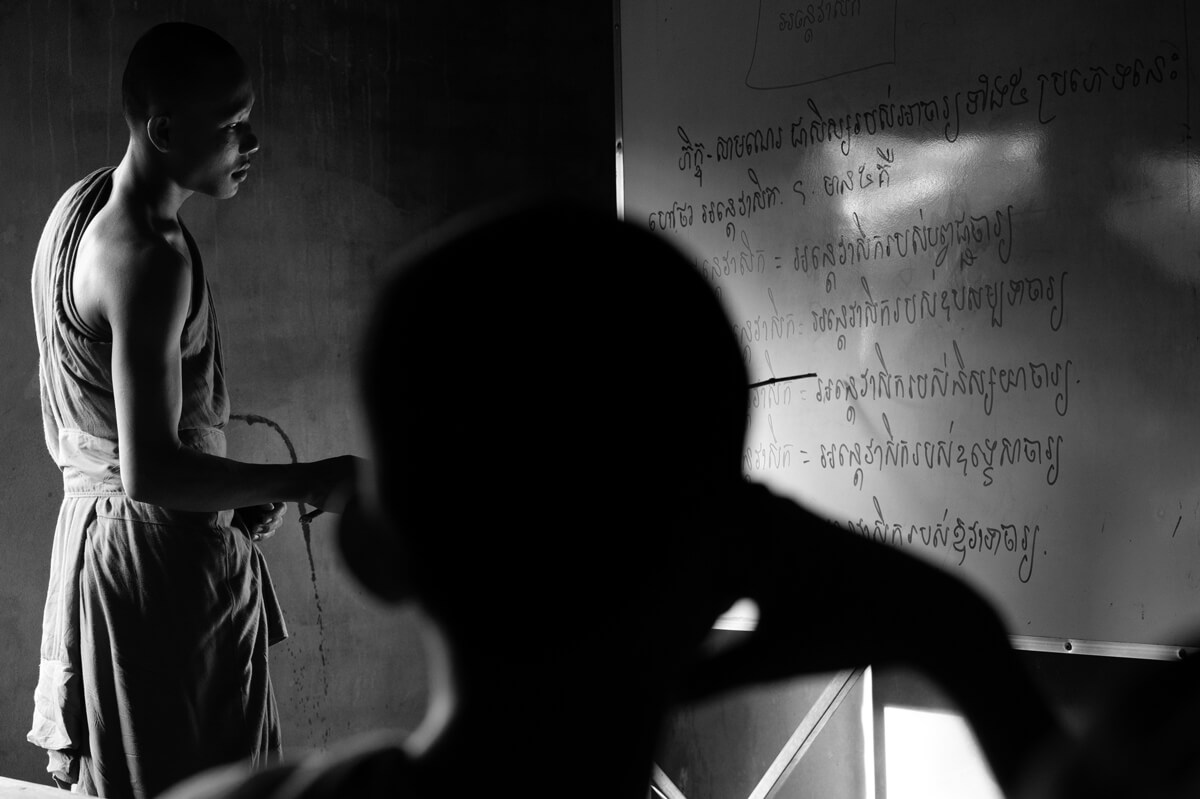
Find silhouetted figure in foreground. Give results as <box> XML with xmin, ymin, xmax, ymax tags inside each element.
<box><xmin>163</xmin><ymin>202</ymin><xmax>1062</xmax><ymax>799</ymax></box>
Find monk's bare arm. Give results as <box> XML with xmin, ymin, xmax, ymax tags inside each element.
<box><xmin>104</xmin><ymin>241</ymin><xmax>354</xmax><ymax>512</ymax></box>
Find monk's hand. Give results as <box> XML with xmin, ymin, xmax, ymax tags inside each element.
<box><xmin>235</xmin><ymin>501</ymin><xmax>287</xmax><ymax>543</ymax></box>
<box><xmin>303</xmin><ymin>455</ymin><xmax>364</xmax><ymax>517</ymax></box>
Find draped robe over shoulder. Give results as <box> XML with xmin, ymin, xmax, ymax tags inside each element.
<box><xmin>29</xmin><ymin>167</ymin><xmax>287</xmax><ymax>799</ymax></box>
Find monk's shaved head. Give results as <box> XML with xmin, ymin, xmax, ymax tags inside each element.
<box><xmin>121</xmin><ymin>22</ymin><xmax>246</xmax><ymax>127</ymax></box>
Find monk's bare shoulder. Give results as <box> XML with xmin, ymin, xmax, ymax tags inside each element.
<box><xmin>75</xmin><ymin>201</ymin><xmax>191</xmax><ymax>340</ymax></box>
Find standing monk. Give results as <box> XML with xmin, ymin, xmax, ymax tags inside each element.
<box><xmin>28</xmin><ymin>22</ymin><xmax>358</xmax><ymax>799</ymax></box>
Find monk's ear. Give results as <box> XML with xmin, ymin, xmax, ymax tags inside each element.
<box><xmin>146</xmin><ymin>115</ymin><xmax>171</xmax><ymax>153</ymax></box>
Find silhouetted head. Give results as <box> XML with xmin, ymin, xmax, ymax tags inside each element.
<box><xmin>342</xmin><ymin>201</ymin><xmax>749</xmax><ymax>650</ymax></box>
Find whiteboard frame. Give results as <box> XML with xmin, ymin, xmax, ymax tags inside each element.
<box><xmin>612</xmin><ymin>0</ymin><xmax>625</xmax><ymax>221</ymax></box>
<box><xmin>714</xmin><ymin>605</ymin><xmax>1198</xmax><ymax>661</ymax></box>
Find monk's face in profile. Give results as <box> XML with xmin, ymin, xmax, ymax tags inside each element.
<box><xmin>162</xmin><ymin>59</ymin><xmax>259</xmax><ymax>200</ymax></box>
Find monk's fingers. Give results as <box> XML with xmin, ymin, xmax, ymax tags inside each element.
<box><xmin>251</xmin><ymin>513</ymin><xmax>285</xmax><ymax>542</ymax></box>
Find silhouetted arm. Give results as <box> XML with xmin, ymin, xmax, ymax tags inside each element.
<box><xmin>681</xmin><ymin>482</ymin><xmax>1065</xmax><ymax>797</ymax></box>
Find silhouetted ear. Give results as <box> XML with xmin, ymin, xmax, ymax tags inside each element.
<box><xmin>146</xmin><ymin>115</ymin><xmax>171</xmax><ymax>152</ymax></box>
<box><xmin>336</xmin><ymin>492</ymin><xmax>414</xmax><ymax>603</ymax></box>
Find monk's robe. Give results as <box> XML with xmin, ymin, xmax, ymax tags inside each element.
<box><xmin>29</xmin><ymin>167</ymin><xmax>287</xmax><ymax>799</ymax></box>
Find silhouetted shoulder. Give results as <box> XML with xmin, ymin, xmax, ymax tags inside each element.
<box><xmin>160</xmin><ymin>731</ymin><xmax>417</xmax><ymax>799</ymax></box>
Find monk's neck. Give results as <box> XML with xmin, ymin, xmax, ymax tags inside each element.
<box><xmin>112</xmin><ymin>140</ymin><xmax>193</xmax><ymax>222</ymax></box>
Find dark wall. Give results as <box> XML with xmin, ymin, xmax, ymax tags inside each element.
<box><xmin>0</xmin><ymin>0</ymin><xmax>614</xmax><ymax>785</ymax></box>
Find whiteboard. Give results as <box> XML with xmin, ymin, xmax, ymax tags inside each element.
<box><xmin>619</xmin><ymin>0</ymin><xmax>1200</xmax><ymax>647</ymax></box>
